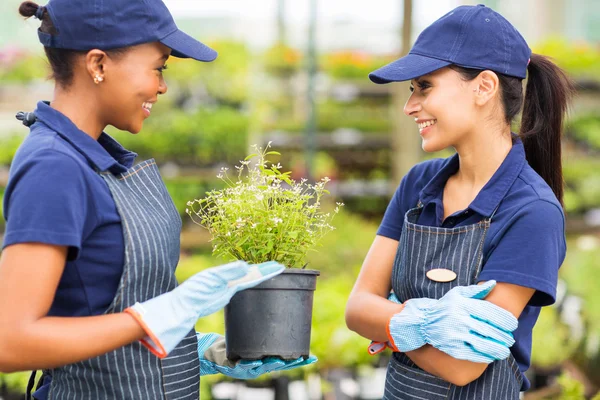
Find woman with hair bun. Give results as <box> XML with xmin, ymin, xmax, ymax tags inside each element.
<box><xmin>0</xmin><ymin>1</ymin><xmax>315</xmax><ymax>399</ymax></box>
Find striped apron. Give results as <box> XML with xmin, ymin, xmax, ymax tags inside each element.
<box><xmin>384</xmin><ymin>203</ymin><xmax>523</xmax><ymax>400</ymax></box>
<box><xmin>44</xmin><ymin>159</ymin><xmax>200</xmax><ymax>400</ymax></box>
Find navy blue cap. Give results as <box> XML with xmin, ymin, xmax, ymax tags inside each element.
<box><xmin>369</xmin><ymin>4</ymin><xmax>531</xmax><ymax>83</ymax></box>
<box><xmin>37</xmin><ymin>0</ymin><xmax>217</xmax><ymax>62</ymax></box>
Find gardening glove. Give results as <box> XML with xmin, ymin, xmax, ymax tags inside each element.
<box><xmin>197</xmin><ymin>333</ymin><xmax>317</xmax><ymax>379</ymax></box>
<box><xmin>125</xmin><ymin>260</ymin><xmax>284</xmax><ymax>358</ymax></box>
<box><xmin>386</xmin><ymin>280</ymin><xmax>518</xmax><ymax>364</ymax></box>
<box><xmin>368</xmin><ymin>292</ymin><xmax>402</xmax><ymax>355</ymax></box>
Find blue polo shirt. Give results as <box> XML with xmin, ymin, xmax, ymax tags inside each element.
<box><xmin>3</xmin><ymin>101</ymin><xmax>136</xmax><ymax>319</ymax></box>
<box><xmin>377</xmin><ymin>136</ymin><xmax>566</xmax><ymax>391</ymax></box>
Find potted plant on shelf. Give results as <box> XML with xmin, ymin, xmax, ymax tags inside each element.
<box><xmin>186</xmin><ymin>142</ymin><xmax>342</xmax><ymax>361</ymax></box>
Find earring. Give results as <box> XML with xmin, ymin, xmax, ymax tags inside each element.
<box><xmin>94</xmin><ymin>74</ymin><xmax>104</xmax><ymax>84</ymax></box>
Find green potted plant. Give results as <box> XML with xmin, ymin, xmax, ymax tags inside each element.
<box><xmin>186</xmin><ymin>142</ymin><xmax>342</xmax><ymax>361</ymax></box>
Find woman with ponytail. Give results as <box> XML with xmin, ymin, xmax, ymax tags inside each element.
<box><xmin>346</xmin><ymin>5</ymin><xmax>573</xmax><ymax>399</ymax></box>
<box><xmin>0</xmin><ymin>1</ymin><xmax>314</xmax><ymax>399</ymax></box>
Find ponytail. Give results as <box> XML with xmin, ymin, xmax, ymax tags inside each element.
<box><xmin>519</xmin><ymin>53</ymin><xmax>575</xmax><ymax>208</ymax></box>
<box><xmin>451</xmin><ymin>54</ymin><xmax>574</xmax><ymax>208</ymax></box>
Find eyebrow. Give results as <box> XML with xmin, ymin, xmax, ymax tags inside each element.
<box><xmin>158</xmin><ymin>53</ymin><xmax>170</xmax><ymax>62</ymax></box>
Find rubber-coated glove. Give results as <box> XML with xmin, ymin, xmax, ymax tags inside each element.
<box><xmin>197</xmin><ymin>333</ymin><xmax>317</xmax><ymax>379</ymax></box>
<box><xmin>368</xmin><ymin>292</ymin><xmax>402</xmax><ymax>355</ymax></box>
<box><xmin>387</xmin><ymin>280</ymin><xmax>518</xmax><ymax>364</ymax></box>
<box><xmin>125</xmin><ymin>261</ymin><xmax>284</xmax><ymax>358</ymax></box>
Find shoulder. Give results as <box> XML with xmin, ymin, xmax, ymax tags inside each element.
<box><xmin>10</xmin><ymin>125</ymin><xmax>90</xmax><ymax>175</ymax></box>
<box><xmin>502</xmin><ymin>162</ymin><xmax>564</xmax><ymax>223</ymax></box>
<box><xmin>404</xmin><ymin>157</ymin><xmax>449</xmax><ymax>187</ymax></box>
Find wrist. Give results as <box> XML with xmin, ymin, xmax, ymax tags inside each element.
<box><xmin>387</xmin><ymin>301</ymin><xmax>428</xmax><ymax>352</ymax></box>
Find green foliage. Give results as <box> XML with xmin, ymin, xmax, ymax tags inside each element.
<box><xmin>559</xmin><ymin>238</ymin><xmax>600</xmax><ymax>339</ymax></box>
<box><xmin>164</xmin><ymin>40</ymin><xmax>250</xmax><ymax>105</ymax></box>
<box><xmin>164</xmin><ymin>177</ymin><xmax>224</xmax><ymax>219</ymax></box>
<box><xmin>563</xmin><ymin>157</ymin><xmax>600</xmax><ymax>214</ymax></box>
<box><xmin>263</xmin><ymin>43</ymin><xmax>302</xmax><ymax>77</ymax></box>
<box><xmin>269</xmin><ymin>101</ymin><xmax>391</xmax><ymax>133</ymax></box>
<box><xmin>108</xmin><ymin>107</ymin><xmax>248</xmax><ymax>166</ymax></box>
<box><xmin>0</xmin><ymin>134</ymin><xmax>26</xmax><ymax>166</ymax></box>
<box><xmin>0</xmin><ymin>371</ymin><xmax>31</xmax><ymax>394</ymax></box>
<box><xmin>567</xmin><ymin>114</ymin><xmax>600</xmax><ymax>152</ymax></box>
<box><xmin>0</xmin><ymin>54</ymin><xmax>48</xmax><ymax>83</ymax></box>
<box><xmin>187</xmin><ymin>144</ymin><xmax>343</xmax><ymax>268</ymax></box>
<box><xmin>322</xmin><ymin>52</ymin><xmax>395</xmax><ymax>80</ymax></box>
<box><xmin>534</xmin><ymin>38</ymin><xmax>600</xmax><ymax>80</ymax></box>
<box><xmin>557</xmin><ymin>371</ymin><xmax>586</xmax><ymax>400</ymax></box>
<box><xmin>531</xmin><ymin>307</ymin><xmax>578</xmax><ymax>368</ymax></box>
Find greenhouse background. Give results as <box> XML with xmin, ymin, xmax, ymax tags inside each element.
<box><xmin>1</xmin><ymin>0</ymin><xmax>600</xmax><ymax>399</ymax></box>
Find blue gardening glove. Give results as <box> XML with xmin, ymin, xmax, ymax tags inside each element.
<box><xmin>125</xmin><ymin>261</ymin><xmax>285</xmax><ymax>358</ymax></box>
<box><xmin>387</xmin><ymin>280</ymin><xmax>518</xmax><ymax>364</ymax></box>
<box><xmin>197</xmin><ymin>333</ymin><xmax>317</xmax><ymax>379</ymax></box>
<box><xmin>368</xmin><ymin>292</ymin><xmax>401</xmax><ymax>355</ymax></box>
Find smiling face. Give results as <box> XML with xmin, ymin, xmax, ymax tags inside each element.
<box><xmin>404</xmin><ymin>67</ymin><xmax>481</xmax><ymax>153</ymax></box>
<box><xmin>94</xmin><ymin>42</ymin><xmax>170</xmax><ymax>134</ymax></box>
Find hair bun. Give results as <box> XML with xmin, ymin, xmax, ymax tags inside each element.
<box><xmin>18</xmin><ymin>1</ymin><xmax>41</xmax><ymax>19</ymax></box>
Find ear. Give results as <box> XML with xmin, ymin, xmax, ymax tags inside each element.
<box><xmin>473</xmin><ymin>70</ymin><xmax>500</xmax><ymax>106</ymax></box>
<box><xmin>85</xmin><ymin>49</ymin><xmax>109</xmax><ymax>83</ymax></box>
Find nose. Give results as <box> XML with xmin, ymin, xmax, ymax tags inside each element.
<box><xmin>158</xmin><ymin>75</ymin><xmax>168</xmax><ymax>95</ymax></box>
<box><xmin>403</xmin><ymin>92</ymin><xmax>421</xmax><ymax>117</ymax></box>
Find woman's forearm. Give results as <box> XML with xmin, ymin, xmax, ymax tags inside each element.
<box><xmin>406</xmin><ymin>345</ymin><xmax>487</xmax><ymax>386</ymax></box>
<box><xmin>0</xmin><ymin>312</ymin><xmax>146</xmax><ymax>373</ymax></box>
<box><xmin>345</xmin><ymin>292</ymin><xmax>405</xmax><ymax>342</ymax></box>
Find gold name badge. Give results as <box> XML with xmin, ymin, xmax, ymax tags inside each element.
<box><xmin>426</xmin><ymin>268</ymin><xmax>457</xmax><ymax>283</ymax></box>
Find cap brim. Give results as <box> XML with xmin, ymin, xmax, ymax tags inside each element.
<box><xmin>160</xmin><ymin>29</ymin><xmax>217</xmax><ymax>62</ymax></box>
<box><xmin>369</xmin><ymin>53</ymin><xmax>451</xmax><ymax>84</ymax></box>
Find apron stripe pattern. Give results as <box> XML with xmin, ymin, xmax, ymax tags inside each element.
<box><xmin>47</xmin><ymin>160</ymin><xmax>200</xmax><ymax>400</ymax></box>
<box><xmin>384</xmin><ymin>204</ymin><xmax>523</xmax><ymax>400</ymax></box>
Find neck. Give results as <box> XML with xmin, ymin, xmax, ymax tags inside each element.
<box><xmin>50</xmin><ymin>84</ymin><xmax>105</xmax><ymax>141</ymax></box>
<box><xmin>452</xmin><ymin>125</ymin><xmax>513</xmax><ymax>189</ymax></box>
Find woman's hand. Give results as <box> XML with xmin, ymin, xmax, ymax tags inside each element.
<box><xmin>125</xmin><ymin>261</ymin><xmax>285</xmax><ymax>358</ymax></box>
<box><xmin>387</xmin><ymin>280</ymin><xmax>518</xmax><ymax>364</ymax></box>
<box><xmin>197</xmin><ymin>333</ymin><xmax>317</xmax><ymax>379</ymax></box>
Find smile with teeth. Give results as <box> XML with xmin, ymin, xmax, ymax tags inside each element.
<box><xmin>417</xmin><ymin>119</ymin><xmax>437</xmax><ymax>131</ymax></box>
<box><xmin>142</xmin><ymin>102</ymin><xmax>153</xmax><ymax>113</ymax></box>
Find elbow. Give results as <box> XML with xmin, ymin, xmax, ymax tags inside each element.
<box><xmin>344</xmin><ymin>298</ymin><xmax>359</xmax><ymax>333</ymax></box>
<box><xmin>445</xmin><ymin>368</ymin><xmax>486</xmax><ymax>387</ymax></box>
<box><xmin>0</xmin><ymin>331</ymin><xmax>23</xmax><ymax>373</ymax></box>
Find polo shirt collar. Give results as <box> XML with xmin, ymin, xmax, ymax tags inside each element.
<box><xmin>419</xmin><ymin>135</ymin><xmax>526</xmax><ymax>217</ymax></box>
<box><xmin>33</xmin><ymin>101</ymin><xmax>136</xmax><ymax>174</ymax></box>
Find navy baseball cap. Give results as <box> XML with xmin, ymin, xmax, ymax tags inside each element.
<box><xmin>369</xmin><ymin>4</ymin><xmax>531</xmax><ymax>84</ymax></box>
<box><xmin>37</xmin><ymin>0</ymin><xmax>217</xmax><ymax>62</ymax></box>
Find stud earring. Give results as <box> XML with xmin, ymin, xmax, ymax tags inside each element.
<box><xmin>94</xmin><ymin>75</ymin><xmax>104</xmax><ymax>84</ymax></box>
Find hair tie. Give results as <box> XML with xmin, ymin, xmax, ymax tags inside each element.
<box><xmin>34</xmin><ymin>5</ymin><xmax>45</xmax><ymax>20</ymax></box>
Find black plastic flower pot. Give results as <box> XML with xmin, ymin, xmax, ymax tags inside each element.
<box><xmin>225</xmin><ymin>268</ymin><xmax>320</xmax><ymax>361</ymax></box>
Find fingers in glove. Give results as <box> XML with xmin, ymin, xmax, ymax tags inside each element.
<box><xmin>231</xmin><ymin>262</ymin><xmax>286</xmax><ymax>291</ymax></box>
<box><xmin>450</xmin><ymin>280</ymin><xmax>496</xmax><ymax>300</ymax></box>
<box><xmin>464</xmin><ymin>299</ymin><xmax>518</xmax><ymax>333</ymax></box>
<box><xmin>467</xmin><ymin>319</ymin><xmax>515</xmax><ymax>348</ymax></box>
<box><xmin>466</xmin><ymin>334</ymin><xmax>512</xmax><ymax>362</ymax></box>
<box><xmin>203</xmin><ymin>261</ymin><xmax>250</xmax><ymax>282</ymax></box>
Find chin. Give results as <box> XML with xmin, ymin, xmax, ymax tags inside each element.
<box><xmin>421</xmin><ymin>139</ymin><xmax>447</xmax><ymax>153</ymax></box>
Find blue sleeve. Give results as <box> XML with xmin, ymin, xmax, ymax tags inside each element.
<box><xmin>377</xmin><ymin>167</ymin><xmax>421</xmax><ymax>241</ymax></box>
<box><xmin>478</xmin><ymin>200</ymin><xmax>566</xmax><ymax>307</ymax></box>
<box><xmin>2</xmin><ymin>150</ymin><xmax>90</xmax><ymax>260</ymax></box>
